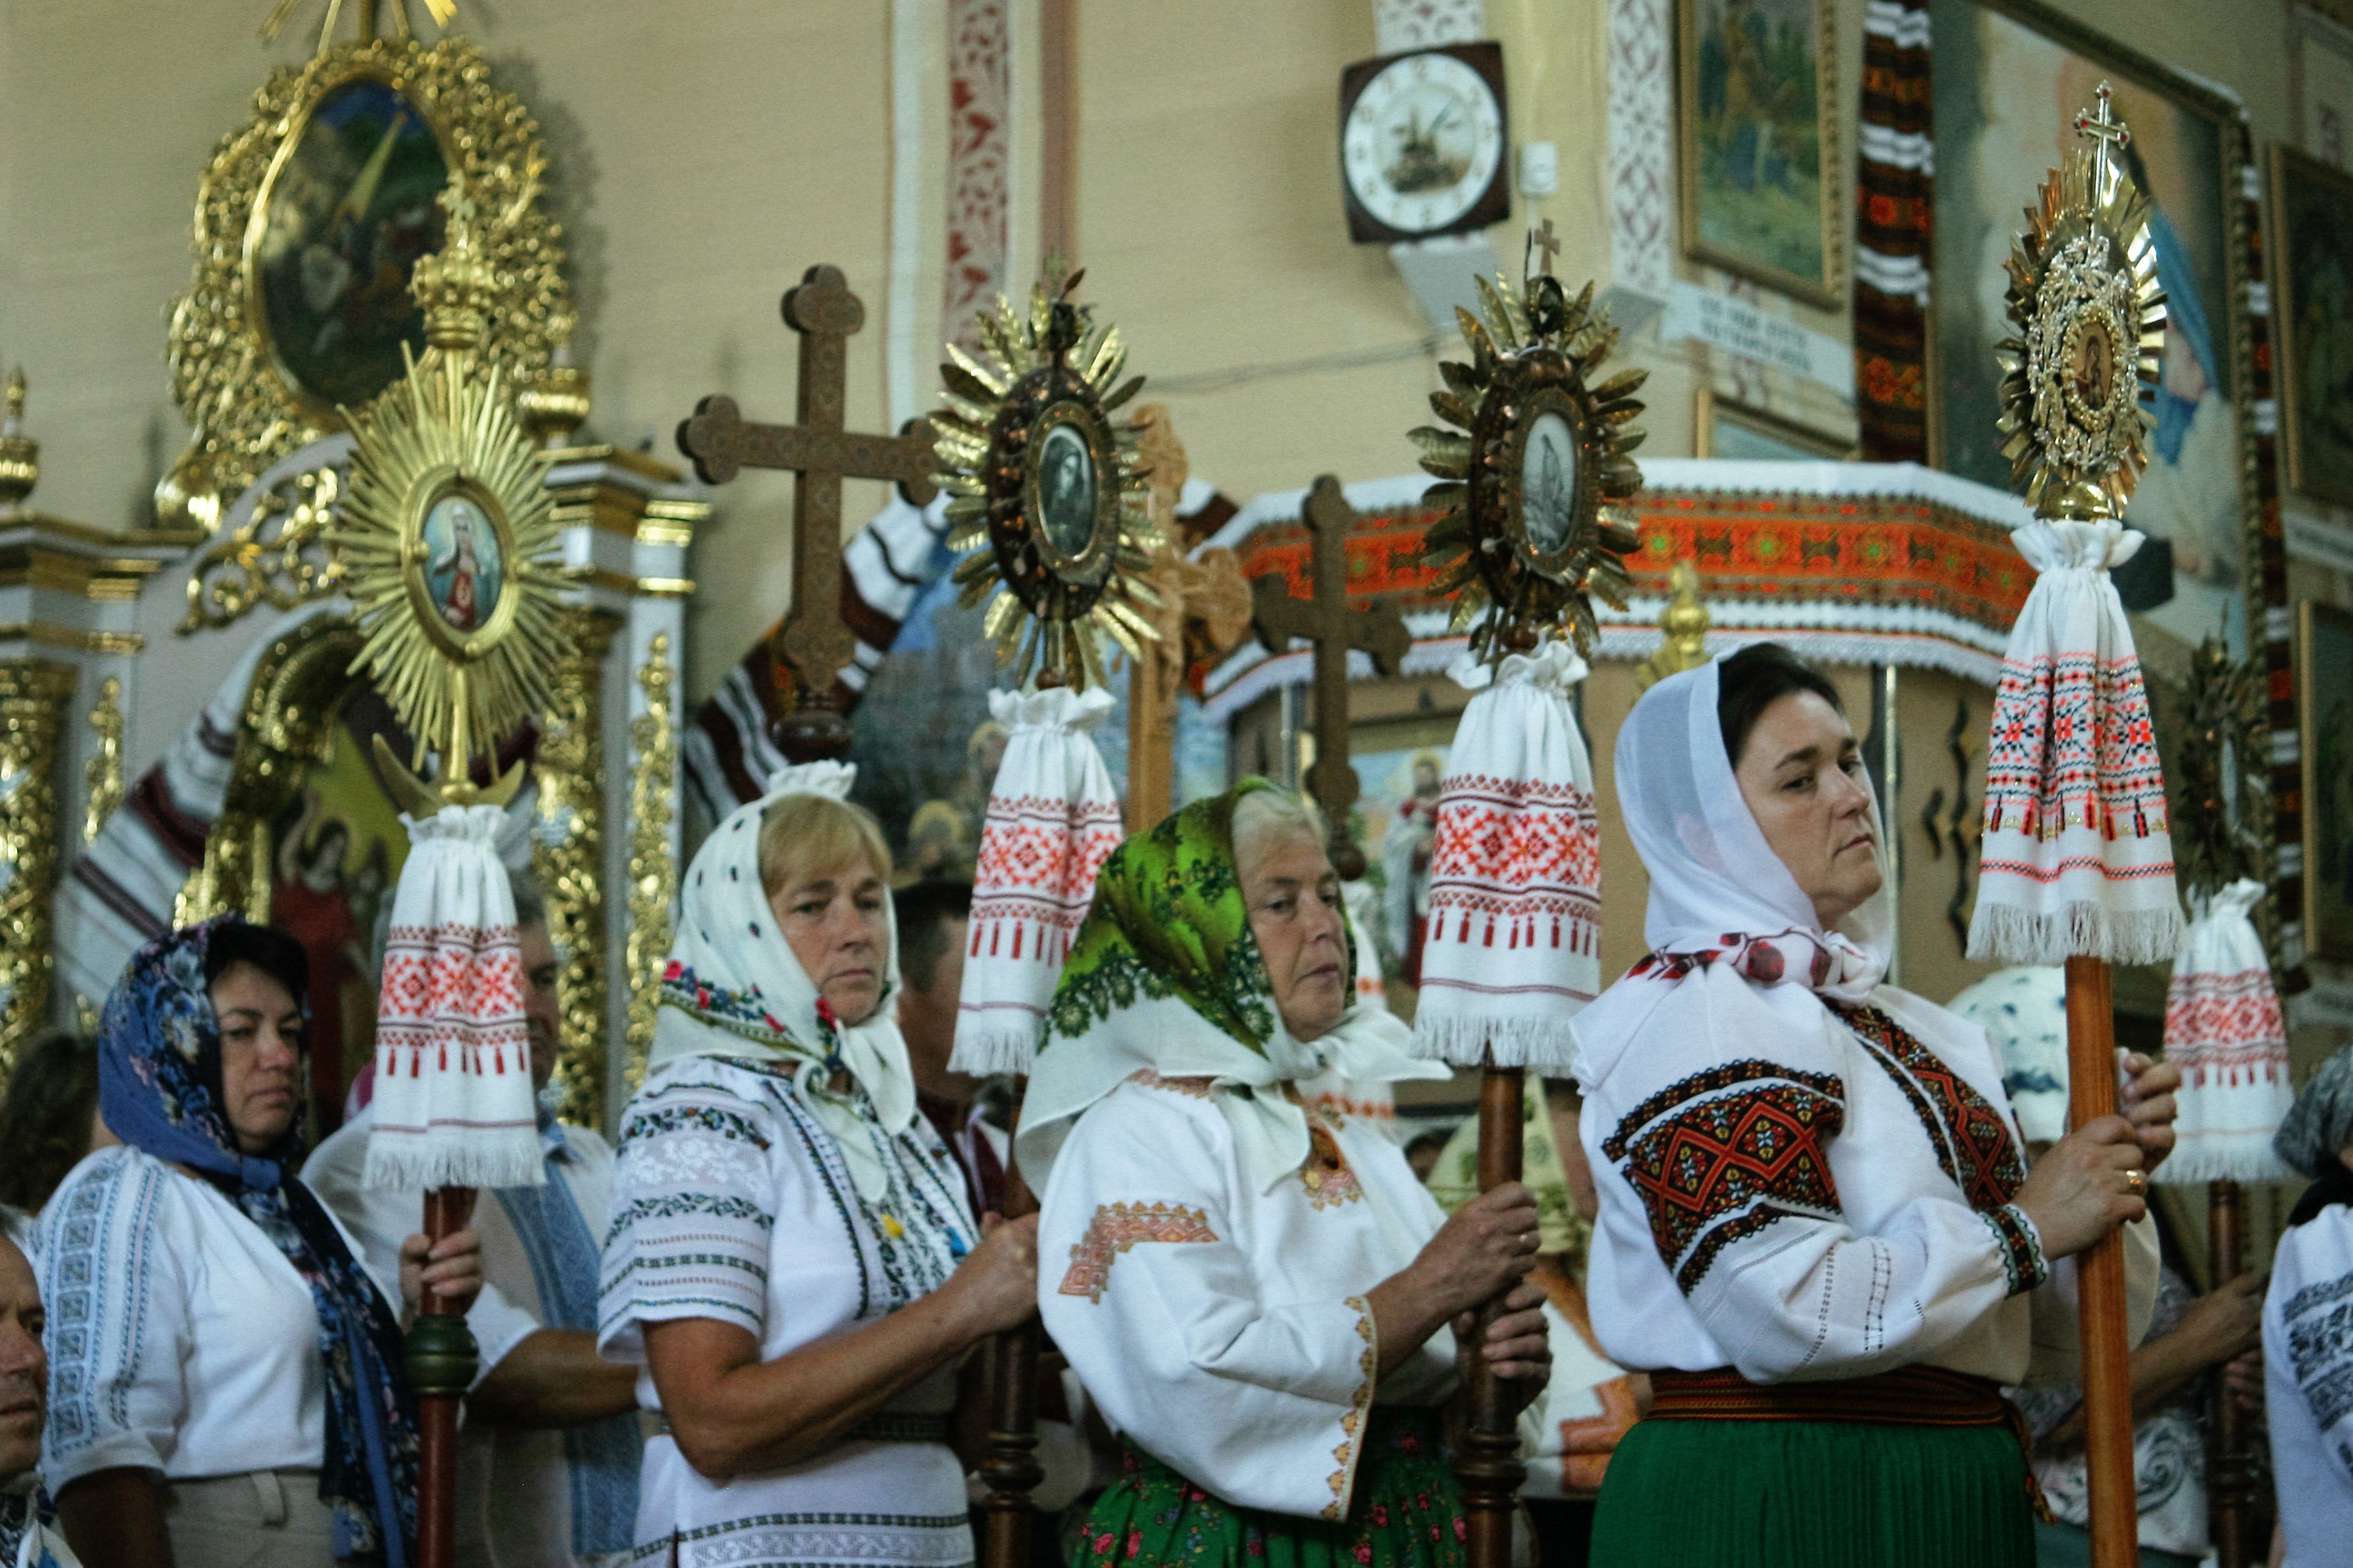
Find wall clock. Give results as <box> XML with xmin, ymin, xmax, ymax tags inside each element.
<box><xmin>1339</xmin><ymin>41</ymin><xmax>1510</xmax><ymax>244</ymax></box>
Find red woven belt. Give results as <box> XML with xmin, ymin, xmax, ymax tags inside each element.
<box><xmin>1647</xmin><ymin>1364</ymin><xmax>2011</xmax><ymax>1427</ymax></box>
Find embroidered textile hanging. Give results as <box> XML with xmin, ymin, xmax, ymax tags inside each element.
<box><xmin>363</xmin><ymin>804</ymin><xmax>543</xmax><ymax>1192</ymax></box>
<box><xmin>2156</xmin><ymin>879</ymin><xmax>2293</xmax><ymax>1185</ymax></box>
<box><xmin>951</xmin><ymin>684</ymin><xmax>1125</xmax><ymax>1076</ymax></box>
<box><xmin>1968</xmin><ymin>519</ymin><xmax>2181</xmax><ymax>967</ymax></box>
<box><xmin>1411</xmin><ymin>641</ymin><xmax>1601</xmax><ymax>1070</ymax></box>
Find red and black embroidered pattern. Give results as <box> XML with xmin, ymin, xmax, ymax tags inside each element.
<box><xmin>1604</xmin><ymin>1059</ymin><xmax>1847</xmax><ymax>1292</ymax></box>
<box><xmin>1980</xmin><ymin>1203</ymin><xmax>2048</xmax><ymax>1297</ymax></box>
<box><xmin>1834</xmin><ymin>1003</ymin><xmax>2027</xmax><ymax>1214</ymax></box>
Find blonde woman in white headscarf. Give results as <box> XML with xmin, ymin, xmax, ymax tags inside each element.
<box><xmin>597</xmin><ymin>769</ymin><xmax>1039</xmax><ymax>1568</ymax></box>
<box><xmin>1572</xmin><ymin>645</ymin><xmax>2179</xmax><ymax>1568</ymax></box>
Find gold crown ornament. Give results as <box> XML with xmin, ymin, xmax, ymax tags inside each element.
<box><xmin>1996</xmin><ymin>83</ymin><xmax>2167</xmax><ymax>521</ymax></box>
<box><xmin>1413</xmin><ymin>222</ymin><xmax>1648</xmax><ymax>660</ymax></box>
<box><xmin>930</xmin><ymin>270</ymin><xmax>1163</xmax><ymax>690</ymax></box>
<box><xmin>330</xmin><ymin>183</ymin><xmax>563</xmax><ymax>806</ymax></box>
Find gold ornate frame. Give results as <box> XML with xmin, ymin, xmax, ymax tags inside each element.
<box><xmin>161</xmin><ymin>34</ymin><xmax>566</xmax><ymax>532</ymax></box>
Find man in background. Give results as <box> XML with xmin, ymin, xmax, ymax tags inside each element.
<box><xmin>0</xmin><ymin>1223</ymin><xmax>85</xmax><ymax>1567</ymax></box>
<box><xmin>306</xmin><ymin>873</ymin><xmax>642</xmax><ymax>1568</ymax></box>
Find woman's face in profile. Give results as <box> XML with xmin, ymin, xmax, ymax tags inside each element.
<box><xmin>1730</xmin><ymin>690</ymin><xmax>1884</xmax><ymax>929</ymax></box>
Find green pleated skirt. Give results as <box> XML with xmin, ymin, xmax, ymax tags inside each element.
<box><xmin>1588</xmin><ymin>1417</ymin><xmax>2035</xmax><ymax>1568</ymax></box>
<box><xmin>1074</xmin><ymin>1409</ymin><xmax>1467</xmax><ymax>1568</ymax></box>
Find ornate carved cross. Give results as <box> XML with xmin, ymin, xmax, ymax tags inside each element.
<box><xmin>2072</xmin><ymin>81</ymin><xmax>2131</xmax><ymax>186</ymax></box>
<box><xmin>1125</xmin><ymin>409</ymin><xmax>1252</xmax><ymax>829</ymax></box>
<box><xmin>1250</xmin><ymin>474</ymin><xmax>1411</xmax><ymax>878</ymax></box>
<box><xmin>1525</xmin><ymin>217</ymin><xmax>1562</xmax><ymax>280</ymax></box>
<box><xmin>678</xmin><ymin>265</ymin><xmax>939</xmax><ymax>760</ymax></box>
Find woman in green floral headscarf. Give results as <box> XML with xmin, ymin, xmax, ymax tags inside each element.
<box><xmin>1025</xmin><ymin>782</ymin><xmax>1554</xmax><ymax>1568</ymax></box>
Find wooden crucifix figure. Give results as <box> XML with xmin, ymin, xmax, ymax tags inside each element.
<box><xmin>1250</xmin><ymin>474</ymin><xmax>1411</xmax><ymax>877</ymax></box>
<box><xmin>678</xmin><ymin>265</ymin><xmax>940</xmax><ymax>762</ymax></box>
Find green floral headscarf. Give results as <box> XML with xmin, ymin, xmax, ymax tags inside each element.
<box><xmin>1019</xmin><ymin>780</ymin><xmax>1445</xmax><ymax>1192</ymax></box>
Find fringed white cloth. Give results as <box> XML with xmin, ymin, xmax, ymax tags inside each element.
<box><xmin>363</xmin><ymin>804</ymin><xmax>542</xmax><ymax>1192</ymax></box>
<box><xmin>1968</xmin><ymin>519</ymin><xmax>2182</xmax><ymax>966</ymax></box>
<box><xmin>1412</xmin><ymin>640</ymin><xmax>1600</xmax><ymax>1070</ymax></box>
<box><xmin>2156</xmin><ymin>879</ymin><xmax>2294</xmax><ymax>1185</ymax></box>
<box><xmin>951</xmin><ymin>684</ymin><xmax>1125</xmax><ymax>1076</ymax></box>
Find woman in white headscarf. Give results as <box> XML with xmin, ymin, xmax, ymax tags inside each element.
<box><xmin>1572</xmin><ymin>645</ymin><xmax>2178</xmax><ymax>1568</ymax></box>
<box><xmin>596</xmin><ymin>767</ymin><xmax>1040</xmax><ymax>1568</ymax></box>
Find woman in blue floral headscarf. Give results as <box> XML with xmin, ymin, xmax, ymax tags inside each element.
<box><xmin>34</xmin><ymin>917</ymin><xmax>482</xmax><ymax>1568</ymax></box>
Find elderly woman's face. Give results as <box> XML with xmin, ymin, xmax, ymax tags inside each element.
<box><xmin>1240</xmin><ymin>828</ymin><xmax>1350</xmax><ymax>1044</ymax></box>
<box><xmin>212</xmin><ymin>960</ymin><xmax>303</xmax><ymax>1155</ymax></box>
<box><xmin>772</xmin><ymin>855</ymin><xmax>891</xmax><ymax>1027</ymax></box>
<box><xmin>1732</xmin><ymin>690</ymin><xmax>1884</xmax><ymax>929</ymax></box>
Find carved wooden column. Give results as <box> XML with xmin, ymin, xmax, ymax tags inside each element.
<box><xmin>534</xmin><ymin>604</ymin><xmax>620</xmax><ymax>1129</ymax></box>
<box><xmin>0</xmin><ymin>659</ymin><xmax>77</xmax><ymax>1081</ymax></box>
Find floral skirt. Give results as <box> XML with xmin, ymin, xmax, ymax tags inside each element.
<box><xmin>1074</xmin><ymin>1409</ymin><xmax>1467</xmax><ymax>1568</ymax></box>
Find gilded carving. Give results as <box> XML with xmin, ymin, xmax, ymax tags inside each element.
<box><xmin>180</xmin><ymin>466</ymin><xmax>346</xmax><ymax>635</ymax></box>
<box><xmin>624</xmin><ymin>633</ymin><xmax>676</xmax><ymax>1089</ymax></box>
<box><xmin>533</xmin><ymin>605</ymin><xmax>616</xmax><ymax>1128</ymax></box>
<box><xmin>160</xmin><ymin>32</ymin><xmax>568</xmax><ymax>531</ymax></box>
<box><xmin>0</xmin><ymin>660</ymin><xmax>78</xmax><ymax>1089</ymax></box>
<box><xmin>83</xmin><ymin>676</ymin><xmax>124</xmax><ymax>844</ymax></box>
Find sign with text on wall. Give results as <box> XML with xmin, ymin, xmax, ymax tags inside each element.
<box><xmin>1659</xmin><ymin>282</ymin><xmax>1856</xmax><ymax>400</ymax></box>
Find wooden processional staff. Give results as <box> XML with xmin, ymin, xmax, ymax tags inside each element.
<box><xmin>329</xmin><ymin>187</ymin><xmax>571</xmax><ymax>1568</ymax></box>
<box><xmin>1247</xmin><ymin>476</ymin><xmax>1409</xmax><ymax>876</ymax></box>
<box><xmin>1406</xmin><ymin>224</ymin><xmax>1648</xmax><ymax>1568</ymax></box>
<box><xmin>930</xmin><ymin>274</ymin><xmax>1166</xmax><ymax>1568</ymax></box>
<box><xmin>1965</xmin><ymin>85</ymin><xmax>2184</xmax><ymax>1568</ymax></box>
<box><xmin>677</xmin><ymin>266</ymin><xmax>940</xmax><ymax>762</ymax></box>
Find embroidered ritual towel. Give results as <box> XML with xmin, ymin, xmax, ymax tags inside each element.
<box><xmin>951</xmin><ymin>683</ymin><xmax>1125</xmax><ymax>1076</ymax></box>
<box><xmin>364</xmin><ymin>804</ymin><xmax>541</xmax><ymax>1192</ymax></box>
<box><xmin>2156</xmin><ymin>879</ymin><xmax>2293</xmax><ymax>1185</ymax></box>
<box><xmin>1411</xmin><ymin>639</ymin><xmax>1601</xmax><ymax>1069</ymax></box>
<box><xmin>1969</xmin><ymin>518</ymin><xmax>2181</xmax><ymax>966</ymax></box>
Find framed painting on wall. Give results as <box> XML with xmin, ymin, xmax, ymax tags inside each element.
<box><xmin>2302</xmin><ymin>600</ymin><xmax>2353</xmax><ymax>960</ymax></box>
<box><xmin>1676</xmin><ymin>0</ymin><xmax>1842</xmax><ymax>306</ymax></box>
<box><xmin>1929</xmin><ymin>0</ymin><xmax>2258</xmax><ymax>663</ymax></box>
<box><xmin>1694</xmin><ymin>388</ymin><xmax>1860</xmax><ymax>459</ymax></box>
<box><xmin>2271</xmin><ymin>145</ymin><xmax>2353</xmax><ymax>509</ymax></box>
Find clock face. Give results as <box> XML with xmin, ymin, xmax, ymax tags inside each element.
<box><xmin>1342</xmin><ymin>50</ymin><xmax>1505</xmax><ymax>237</ymax></box>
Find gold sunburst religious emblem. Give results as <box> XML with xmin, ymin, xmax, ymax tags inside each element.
<box><xmin>932</xmin><ymin>271</ymin><xmax>1162</xmax><ymax>690</ymax></box>
<box><xmin>1997</xmin><ymin>83</ymin><xmax>2166</xmax><ymax>520</ymax></box>
<box><xmin>1411</xmin><ymin>227</ymin><xmax>1647</xmax><ymax>658</ymax></box>
<box><xmin>332</xmin><ymin>185</ymin><xmax>562</xmax><ymax>786</ymax></box>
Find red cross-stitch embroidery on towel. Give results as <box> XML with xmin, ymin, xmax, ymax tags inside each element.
<box><xmin>1834</xmin><ymin>1003</ymin><xmax>2025</xmax><ymax>1213</ymax></box>
<box><xmin>1602</xmin><ymin>1059</ymin><xmax>1846</xmax><ymax>1292</ymax></box>
<box><xmin>1057</xmin><ymin>1201</ymin><xmax>1218</xmax><ymax>1304</ymax></box>
<box><xmin>1423</xmin><ymin>772</ymin><xmax>1601</xmax><ymax>960</ymax></box>
<box><xmin>1980</xmin><ymin>650</ymin><xmax>2168</xmax><ymax>846</ymax></box>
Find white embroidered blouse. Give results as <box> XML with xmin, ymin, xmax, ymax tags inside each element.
<box><xmin>2265</xmin><ymin>1200</ymin><xmax>2353</xmax><ymax>1566</ymax></box>
<box><xmin>1574</xmin><ymin>966</ymin><xmax>2157</xmax><ymax>1385</ymax></box>
<box><xmin>596</xmin><ymin>1056</ymin><xmax>980</xmax><ymax>1568</ymax></box>
<box><xmin>1036</xmin><ymin>1073</ymin><xmax>1460</xmax><ymax>1522</ymax></box>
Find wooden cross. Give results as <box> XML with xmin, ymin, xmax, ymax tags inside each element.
<box><xmin>1525</xmin><ymin>217</ymin><xmax>1562</xmax><ymax>281</ymax></box>
<box><xmin>678</xmin><ymin>265</ymin><xmax>939</xmax><ymax>761</ymax></box>
<box><xmin>1250</xmin><ymin>474</ymin><xmax>1411</xmax><ymax>879</ymax></box>
<box><xmin>1124</xmin><ymin>407</ymin><xmax>1252</xmax><ymax>829</ymax></box>
<box><xmin>2072</xmin><ymin>82</ymin><xmax>2131</xmax><ymax>188</ymax></box>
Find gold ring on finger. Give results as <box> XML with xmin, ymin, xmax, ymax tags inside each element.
<box><xmin>2123</xmin><ymin>1168</ymin><xmax>2148</xmax><ymax>1197</ymax></box>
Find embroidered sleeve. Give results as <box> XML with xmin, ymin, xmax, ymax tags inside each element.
<box><xmin>2279</xmin><ymin>1256</ymin><xmax>2353</xmax><ymax>1486</ymax></box>
<box><xmin>1600</xmin><ymin>1059</ymin><xmax>1847</xmax><ymax>1291</ymax></box>
<box><xmin>597</xmin><ymin>1068</ymin><xmax>779</xmax><ymax>1359</ymax></box>
<box><xmin>1982</xmin><ymin>1205</ymin><xmax>2049</xmax><ymax>1297</ymax></box>
<box><xmin>37</xmin><ymin>1153</ymin><xmax>189</xmax><ymax>1484</ymax></box>
<box><xmin>1037</xmin><ymin>1085</ymin><xmax>1396</xmax><ymax>1522</ymax></box>
<box><xmin>1588</xmin><ymin>1052</ymin><xmax>2042</xmax><ymax>1383</ymax></box>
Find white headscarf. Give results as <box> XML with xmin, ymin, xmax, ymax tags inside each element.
<box><xmin>1574</xmin><ymin>656</ymin><xmax>1959</xmax><ymax>1092</ymax></box>
<box><xmin>648</xmin><ymin>762</ymin><xmax>917</xmax><ymax>1201</ymax></box>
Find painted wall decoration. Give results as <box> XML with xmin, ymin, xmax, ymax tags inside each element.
<box><xmin>1678</xmin><ymin>0</ymin><xmax>1841</xmax><ymax>304</ymax></box>
<box><xmin>1931</xmin><ymin>0</ymin><xmax>2248</xmax><ymax>657</ymax></box>
<box><xmin>2273</xmin><ymin>145</ymin><xmax>2353</xmax><ymax>509</ymax></box>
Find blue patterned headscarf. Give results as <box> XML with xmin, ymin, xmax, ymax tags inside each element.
<box><xmin>98</xmin><ymin>918</ymin><xmax>420</xmax><ymax>1567</ymax></box>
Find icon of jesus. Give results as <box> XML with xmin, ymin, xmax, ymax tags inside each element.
<box><xmin>430</xmin><ymin>499</ymin><xmax>487</xmax><ymax>631</ymax></box>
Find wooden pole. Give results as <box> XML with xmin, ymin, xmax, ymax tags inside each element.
<box><xmin>1459</xmin><ymin>1052</ymin><xmax>1527</xmax><ymax>1568</ymax></box>
<box><xmin>407</xmin><ymin>1185</ymin><xmax>477</xmax><ymax>1568</ymax></box>
<box><xmin>2208</xmin><ymin>1180</ymin><xmax>2252</xmax><ymax>1568</ymax></box>
<box><xmin>979</xmin><ymin>1126</ymin><xmax>1043</xmax><ymax>1568</ymax></box>
<box><xmin>2063</xmin><ymin>955</ymin><xmax>2136</xmax><ymax>1568</ymax></box>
